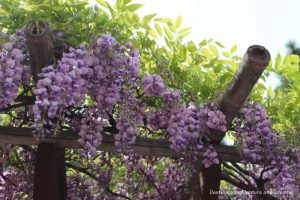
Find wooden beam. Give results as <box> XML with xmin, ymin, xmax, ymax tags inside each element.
<box><xmin>211</xmin><ymin>45</ymin><xmax>271</xmax><ymax>143</ymax></box>
<box><xmin>0</xmin><ymin>127</ymin><xmax>241</xmax><ymax>162</ymax></box>
<box><xmin>26</xmin><ymin>20</ymin><xmax>54</xmax><ymax>82</ymax></box>
<box><xmin>190</xmin><ymin>45</ymin><xmax>271</xmax><ymax>200</ymax></box>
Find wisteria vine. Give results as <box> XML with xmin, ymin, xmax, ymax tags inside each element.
<box><xmin>0</xmin><ymin>29</ymin><xmax>299</xmax><ymax>200</ymax></box>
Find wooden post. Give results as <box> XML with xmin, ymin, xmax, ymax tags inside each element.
<box><xmin>25</xmin><ymin>20</ymin><xmax>67</xmax><ymax>200</ymax></box>
<box><xmin>187</xmin><ymin>45</ymin><xmax>271</xmax><ymax>200</ymax></box>
<box><xmin>33</xmin><ymin>144</ymin><xmax>67</xmax><ymax>200</ymax></box>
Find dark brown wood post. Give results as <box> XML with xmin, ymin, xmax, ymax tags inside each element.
<box><xmin>25</xmin><ymin>20</ymin><xmax>67</xmax><ymax>200</ymax></box>
<box><xmin>187</xmin><ymin>45</ymin><xmax>271</xmax><ymax>200</ymax></box>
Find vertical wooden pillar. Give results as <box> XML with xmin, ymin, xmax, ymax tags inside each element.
<box><xmin>188</xmin><ymin>45</ymin><xmax>271</xmax><ymax>199</ymax></box>
<box><xmin>33</xmin><ymin>144</ymin><xmax>67</xmax><ymax>200</ymax></box>
<box><xmin>25</xmin><ymin>20</ymin><xmax>67</xmax><ymax>200</ymax></box>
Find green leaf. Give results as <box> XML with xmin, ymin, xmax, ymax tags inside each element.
<box><xmin>230</xmin><ymin>45</ymin><xmax>237</xmax><ymax>53</ymax></box>
<box><xmin>143</xmin><ymin>13</ymin><xmax>156</xmax><ymax>24</ymax></box>
<box><xmin>289</xmin><ymin>54</ymin><xmax>299</xmax><ymax>65</ymax></box>
<box><xmin>154</xmin><ymin>18</ymin><xmax>173</xmax><ymax>23</ymax></box>
<box><xmin>123</xmin><ymin>0</ymin><xmax>132</xmax><ymax>5</ymax></box>
<box><xmin>106</xmin><ymin>2</ymin><xmax>116</xmax><ymax>17</ymax></box>
<box><xmin>168</xmin><ymin>23</ymin><xmax>176</xmax><ymax>33</ymax></box>
<box><xmin>125</xmin><ymin>4</ymin><xmax>143</xmax><ymax>12</ymax></box>
<box><xmin>178</xmin><ymin>30</ymin><xmax>191</xmax><ymax>38</ymax></box>
<box><xmin>194</xmin><ymin>54</ymin><xmax>203</xmax><ymax>64</ymax></box>
<box><xmin>267</xmin><ymin>85</ymin><xmax>273</xmax><ymax>98</ymax></box>
<box><xmin>274</xmin><ymin>54</ymin><xmax>282</xmax><ymax>71</ymax></box>
<box><xmin>188</xmin><ymin>41</ymin><xmax>197</xmax><ymax>52</ymax></box>
<box><xmin>154</xmin><ymin>24</ymin><xmax>163</xmax><ymax>36</ymax></box>
<box><xmin>199</xmin><ymin>39</ymin><xmax>207</xmax><ymax>47</ymax></box>
<box><xmin>163</xmin><ymin>26</ymin><xmax>174</xmax><ymax>40</ymax></box>
<box><xmin>0</xmin><ymin>8</ymin><xmax>9</xmax><ymax>16</ymax></box>
<box><xmin>222</xmin><ymin>52</ymin><xmax>230</xmax><ymax>58</ymax></box>
<box><xmin>215</xmin><ymin>41</ymin><xmax>225</xmax><ymax>48</ymax></box>
<box><xmin>116</xmin><ymin>0</ymin><xmax>123</xmax><ymax>10</ymax></box>
<box><xmin>178</xmin><ymin>27</ymin><xmax>192</xmax><ymax>34</ymax></box>
<box><xmin>209</xmin><ymin>45</ymin><xmax>219</xmax><ymax>57</ymax></box>
<box><xmin>96</xmin><ymin>0</ymin><xmax>108</xmax><ymax>7</ymax></box>
<box><xmin>175</xmin><ymin>15</ymin><xmax>182</xmax><ymax>29</ymax></box>
<box><xmin>148</xmin><ymin>29</ymin><xmax>157</xmax><ymax>39</ymax></box>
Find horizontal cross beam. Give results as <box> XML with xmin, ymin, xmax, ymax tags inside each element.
<box><xmin>0</xmin><ymin>126</ymin><xmax>241</xmax><ymax>162</ymax></box>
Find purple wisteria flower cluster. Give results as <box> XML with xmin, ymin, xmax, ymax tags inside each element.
<box><xmin>0</xmin><ymin>145</ymin><xmax>35</xmax><ymax>199</ymax></box>
<box><xmin>167</xmin><ymin>104</ymin><xmax>227</xmax><ymax>156</ymax></box>
<box><xmin>235</xmin><ymin>102</ymin><xmax>283</xmax><ymax>162</ymax></box>
<box><xmin>33</xmin><ymin>34</ymin><xmax>140</xmax><ymax>154</ymax></box>
<box><xmin>234</xmin><ymin>102</ymin><xmax>300</xmax><ymax>199</ymax></box>
<box><xmin>123</xmin><ymin>154</ymin><xmax>189</xmax><ymax>200</ymax></box>
<box><xmin>33</xmin><ymin>45</ymin><xmax>93</xmax><ymax>135</ymax></box>
<box><xmin>141</xmin><ymin>74</ymin><xmax>166</xmax><ymax>97</ymax></box>
<box><xmin>0</xmin><ymin>32</ymin><xmax>29</xmax><ymax>110</ymax></box>
<box><xmin>115</xmin><ymin>90</ymin><xmax>144</xmax><ymax>152</ymax></box>
<box><xmin>202</xmin><ymin>145</ymin><xmax>219</xmax><ymax>168</ymax></box>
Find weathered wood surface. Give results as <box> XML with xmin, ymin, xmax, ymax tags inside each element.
<box><xmin>0</xmin><ymin>126</ymin><xmax>241</xmax><ymax>162</ymax></box>
<box><xmin>210</xmin><ymin>45</ymin><xmax>271</xmax><ymax>143</ymax></box>
<box><xmin>190</xmin><ymin>45</ymin><xmax>271</xmax><ymax>200</ymax></box>
<box><xmin>25</xmin><ymin>20</ymin><xmax>67</xmax><ymax>200</ymax></box>
<box><xmin>26</xmin><ymin>20</ymin><xmax>54</xmax><ymax>82</ymax></box>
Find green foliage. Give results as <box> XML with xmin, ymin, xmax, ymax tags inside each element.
<box><xmin>264</xmin><ymin>54</ymin><xmax>300</xmax><ymax>146</ymax></box>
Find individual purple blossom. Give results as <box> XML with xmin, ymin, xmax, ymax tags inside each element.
<box><xmin>206</xmin><ymin>109</ymin><xmax>227</xmax><ymax>132</ymax></box>
<box><xmin>202</xmin><ymin>145</ymin><xmax>219</xmax><ymax>168</ymax></box>
<box><xmin>141</xmin><ymin>74</ymin><xmax>166</xmax><ymax>97</ymax></box>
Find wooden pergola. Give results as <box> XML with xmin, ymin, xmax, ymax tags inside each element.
<box><xmin>0</xmin><ymin>21</ymin><xmax>271</xmax><ymax>200</ymax></box>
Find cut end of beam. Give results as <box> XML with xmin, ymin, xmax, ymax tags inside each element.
<box><xmin>25</xmin><ymin>20</ymin><xmax>54</xmax><ymax>82</ymax></box>
<box><xmin>26</xmin><ymin>20</ymin><xmax>50</xmax><ymax>37</ymax></box>
<box><xmin>246</xmin><ymin>45</ymin><xmax>271</xmax><ymax>67</ymax></box>
<box><xmin>209</xmin><ymin>45</ymin><xmax>271</xmax><ymax>143</ymax></box>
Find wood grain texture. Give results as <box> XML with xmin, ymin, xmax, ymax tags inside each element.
<box><xmin>0</xmin><ymin>127</ymin><xmax>241</xmax><ymax>162</ymax></box>
<box><xmin>25</xmin><ymin>20</ymin><xmax>67</xmax><ymax>200</ymax></box>
<box><xmin>25</xmin><ymin>20</ymin><xmax>54</xmax><ymax>82</ymax></box>
<box><xmin>191</xmin><ymin>45</ymin><xmax>271</xmax><ymax>200</ymax></box>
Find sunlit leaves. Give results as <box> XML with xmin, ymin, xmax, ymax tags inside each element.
<box><xmin>154</xmin><ymin>24</ymin><xmax>163</xmax><ymax>36</ymax></box>
<box><xmin>163</xmin><ymin>26</ymin><xmax>174</xmax><ymax>40</ymax></box>
<box><xmin>175</xmin><ymin>15</ymin><xmax>182</xmax><ymax>29</ymax></box>
<box><xmin>209</xmin><ymin>45</ymin><xmax>219</xmax><ymax>57</ymax></box>
<box><xmin>125</xmin><ymin>3</ymin><xmax>143</xmax><ymax>12</ymax></box>
<box><xmin>230</xmin><ymin>45</ymin><xmax>237</xmax><ymax>54</ymax></box>
<box><xmin>142</xmin><ymin>13</ymin><xmax>156</xmax><ymax>24</ymax></box>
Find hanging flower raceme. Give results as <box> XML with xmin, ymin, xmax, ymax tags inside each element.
<box><xmin>167</xmin><ymin>104</ymin><xmax>226</xmax><ymax>156</ymax></box>
<box><xmin>32</xmin><ymin>45</ymin><xmax>93</xmax><ymax>135</ymax></box>
<box><xmin>0</xmin><ymin>32</ymin><xmax>29</xmax><ymax>110</ymax></box>
<box><xmin>141</xmin><ymin>74</ymin><xmax>166</xmax><ymax>97</ymax></box>
<box><xmin>235</xmin><ymin>102</ymin><xmax>283</xmax><ymax>163</ymax></box>
<box><xmin>234</xmin><ymin>102</ymin><xmax>300</xmax><ymax>199</ymax></box>
<box><xmin>32</xmin><ymin>34</ymin><xmax>141</xmax><ymax>156</ymax></box>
